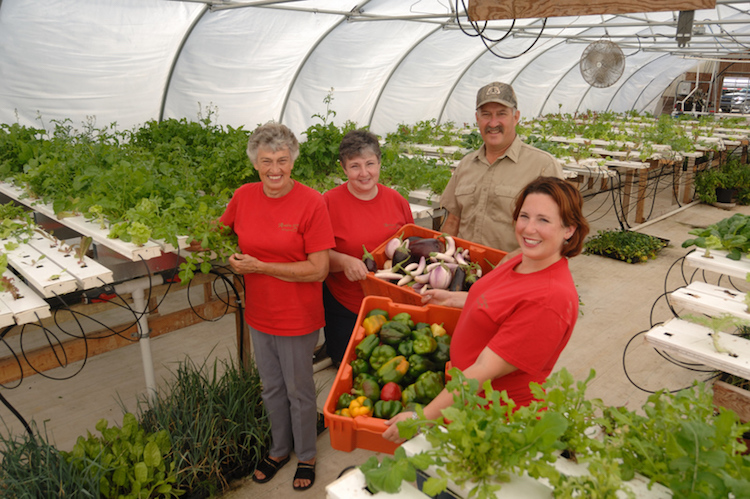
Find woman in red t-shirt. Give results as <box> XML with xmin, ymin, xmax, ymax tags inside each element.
<box><xmin>219</xmin><ymin>122</ymin><xmax>334</xmax><ymax>491</ymax></box>
<box><xmin>323</xmin><ymin>129</ymin><xmax>413</xmax><ymax>366</ymax></box>
<box><xmin>383</xmin><ymin>176</ymin><xmax>590</xmax><ymax>443</ymax></box>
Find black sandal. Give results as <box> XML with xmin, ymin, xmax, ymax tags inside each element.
<box><xmin>252</xmin><ymin>455</ymin><xmax>291</xmax><ymax>484</ymax></box>
<box><xmin>292</xmin><ymin>462</ymin><xmax>316</xmax><ymax>491</ymax></box>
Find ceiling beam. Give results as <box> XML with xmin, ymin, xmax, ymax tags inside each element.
<box><xmin>468</xmin><ymin>0</ymin><xmax>716</xmax><ymax>21</ymax></box>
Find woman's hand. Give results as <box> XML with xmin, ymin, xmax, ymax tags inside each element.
<box><xmin>421</xmin><ymin>289</ymin><xmax>468</xmax><ymax>308</ymax></box>
<box><xmin>342</xmin><ymin>255</ymin><xmax>368</xmax><ymax>282</ymax></box>
<box><xmin>228</xmin><ymin>252</ymin><xmax>261</xmax><ymax>275</ymax></box>
<box><xmin>382</xmin><ymin>411</ymin><xmax>415</xmax><ymax>443</ymax></box>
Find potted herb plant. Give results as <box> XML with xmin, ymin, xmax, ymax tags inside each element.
<box><xmin>695</xmin><ymin>157</ymin><xmax>749</xmax><ymax>204</ymax></box>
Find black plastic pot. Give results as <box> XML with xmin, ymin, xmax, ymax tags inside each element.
<box><xmin>716</xmin><ymin>187</ymin><xmax>737</xmax><ymax>203</ymax></box>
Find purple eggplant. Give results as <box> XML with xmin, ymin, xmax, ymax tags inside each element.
<box><xmin>449</xmin><ymin>265</ymin><xmax>467</xmax><ymax>292</ymax></box>
<box><xmin>361</xmin><ymin>245</ymin><xmax>378</xmax><ymax>272</ymax></box>
<box><xmin>384</xmin><ymin>237</ymin><xmax>401</xmax><ymax>260</ymax></box>
<box><xmin>408</xmin><ymin>237</ymin><xmax>446</xmax><ymax>264</ymax></box>
<box><xmin>392</xmin><ymin>240</ymin><xmax>411</xmax><ymax>268</ymax></box>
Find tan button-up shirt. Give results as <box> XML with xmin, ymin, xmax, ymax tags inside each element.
<box><xmin>440</xmin><ymin>135</ymin><xmax>563</xmax><ymax>251</ymax></box>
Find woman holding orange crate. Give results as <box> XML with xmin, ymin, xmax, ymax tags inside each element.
<box><xmin>323</xmin><ymin>129</ymin><xmax>414</xmax><ymax>366</ymax></box>
<box><xmin>383</xmin><ymin>176</ymin><xmax>589</xmax><ymax>443</ymax></box>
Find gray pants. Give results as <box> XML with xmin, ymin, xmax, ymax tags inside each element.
<box><xmin>250</xmin><ymin>325</ymin><xmax>318</xmax><ymax>462</ymax></box>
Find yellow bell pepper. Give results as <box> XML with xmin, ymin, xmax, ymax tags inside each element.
<box><xmin>349</xmin><ymin>395</ymin><xmax>373</xmax><ymax>417</ymax></box>
<box><xmin>339</xmin><ymin>408</ymin><xmax>352</xmax><ymax>418</ymax></box>
<box><xmin>430</xmin><ymin>322</ymin><xmax>447</xmax><ymax>337</ymax></box>
<box><xmin>363</xmin><ymin>314</ymin><xmax>387</xmax><ymax>336</ymax></box>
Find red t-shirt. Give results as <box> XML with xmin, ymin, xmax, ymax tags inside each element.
<box><xmin>451</xmin><ymin>254</ymin><xmax>578</xmax><ymax>407</ymax></box>
<box><xmin>219</xmin><ymin>181</ymin><xmax>335</xmax><ymax>336</ymax></box>
<box><xmin>323</xmin><ymin>183</ymin><xmax>414</xmax><ymax>313</ymax></box>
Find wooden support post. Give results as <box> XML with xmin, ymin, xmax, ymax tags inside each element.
<box><xmin>621</xmin><ymin>170</ymin><xmax>635</xmax><ymax>223</ymax></box>
<box><xmin>234</xmin><ymin>275</ymin><xmax>252</xmax><ymax>370</ymax></box>
<box><xmin>683</xmin><ymin>156</ymin><xmax>697</xmax><ymax>205</ymax></box>
<box><xmin>672</xmin><ymin>161</ymin><xmax>682</xmax><ymax>205</ymax></box>
<box><xmin>635</xmin><ymin>162</ymin><xmax>653</xmax><ymax>224</ymax></box>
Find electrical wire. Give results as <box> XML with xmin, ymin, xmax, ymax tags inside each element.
<box><xmin>454</xmin><ymin>0</ymin><xmax>547</xmax><ymax>59</ymax></box>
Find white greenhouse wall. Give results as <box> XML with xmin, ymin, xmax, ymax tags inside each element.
<box><xmin>2</xmin><ymin>0</ymin><xmax>750</xmax><ymax>136</ymax></box>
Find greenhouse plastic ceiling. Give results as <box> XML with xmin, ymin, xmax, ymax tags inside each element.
<box><xmin>2</xmin><ymin>0</ymin><xmax>750</xmax><ymax>137</ymax></box>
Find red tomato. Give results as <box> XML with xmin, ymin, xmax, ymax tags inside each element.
<box><xmin>380</xmin><ymin>382</ymin><xmax>402</xmax><ymax>402</ymax></box>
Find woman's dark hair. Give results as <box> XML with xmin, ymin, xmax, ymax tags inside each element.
<box><xmin>512</xmin><ymin>176</ymin><xmax>590</xmax><ymax>258</ymax></box>
<box><xmin>338</xmin><ymin>129</ymin><xmax>381</xmax><ymax>166</ymax></box>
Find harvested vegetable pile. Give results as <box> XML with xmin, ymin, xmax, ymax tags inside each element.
<box><xmin>368</xmin><ymin>233</ymin><xmax>485</xmax><ymax>293</ymax></box>
<box><xmin>333</xmin><ymin>308</ymin><xmax>450</xmax><ymax>420</ymax></box>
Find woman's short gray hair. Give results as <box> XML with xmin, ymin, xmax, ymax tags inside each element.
<box><xmin>246</xmin><ymin>122</ymin><xmax>300</xmax><ymax>164</ymax></box>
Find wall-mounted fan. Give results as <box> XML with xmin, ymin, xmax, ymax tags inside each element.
<box><xmin>579</xmin><ymin>40</ymin><xmax>625</xmax><ymax>88</ymax></box>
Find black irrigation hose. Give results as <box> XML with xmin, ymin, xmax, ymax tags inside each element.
<box><xmin>623</xmin><ymin>248</ymin><xmax>750</xmax><ymax>394</ymax></box>
<box><xmin>0</xmin><ymin>391</ymin><xmax>32</xmax><ymax>438</ymax></box>
<box><xmin>0</xmin><ymin>256</ymin><xmax>244</xmax><ymax>439</ymax></box>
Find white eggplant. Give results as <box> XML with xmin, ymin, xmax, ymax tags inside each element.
<box><xmin>374</xmin><ymin>271</ymin><xmax>403</xmax><ymax>281</ymax></box>
<box><xmin>428</xmin><ymin>264</ymin><xmax>452</xmax><ymax>289</ymax></box>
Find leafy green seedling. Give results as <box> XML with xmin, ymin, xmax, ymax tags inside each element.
<box><xmin>682</xmin><ymin>313</ymin><xmax>746</xmax><ymax>357</ymax></box>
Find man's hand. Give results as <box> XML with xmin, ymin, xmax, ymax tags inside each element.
<box><xmin>441</xmin><ymin>212</ymin><xmax>460</xmax><ymax>237</ymax></box>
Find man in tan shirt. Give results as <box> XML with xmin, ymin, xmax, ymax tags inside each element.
<box><xmin>441</xmin><ymin>82</ymin><xmax>564</xmax><ymax>252</ymax></box>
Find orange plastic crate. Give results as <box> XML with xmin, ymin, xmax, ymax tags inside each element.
<box><xmin>323</xmin><ymin>296</ymin><xmax>461</xmax><ymax>454</ymax></box>
<box><xmin>360</xmin><ymin>224</ymin><xmax>507</xmax><ymax>306</ymax></box>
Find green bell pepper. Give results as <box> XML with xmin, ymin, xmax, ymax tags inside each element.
<box><xmin>355</xmin><ymin>334</ymin><xmax>380</xmax><ymax>360</ymax></box>
<box><xmin>429</xmin><ymin>341</ymin><xmax>450</xmax><ymax>370</ymax></box>
<box><xmin>379</xmin><ymin>320</ymin><xmax>412</xmax><ymax>346</ymax></box>
<box><xmin>336</xmin><ymin>392</ymin><xmax>356</xmax><ymax>410</ymax></box>
<box><xmin>401</xmin><ymin>383</ymin><xmax>418</xmax><ymax>406</ymax></box>
<box><xmin>366</xmin><ymin>308</ymin><xmax>390</xmax><ymax>320</ymax></box>
<box><xmin>373</xmin><ymin>400</ymin><xmax>403</xmax><ymax>419</ymax></box>
<box><xmin>413</xmin><ymin>334</ymin><xmax>437</xmax><ymax>355</ymax></box>
<box><xmin>435</xmin><ymin>334</ymin><xmax>451</xmax><ymax>346</ymax></box>
<box><xmin>391</xmin><ymin>312</ymin><xmax>415</xmax><ymax>329</ymax></box>
<box><xmin>350</xmin><ymin>358</ymin><xmax>370</xmax><ymax>378</ymax></box>
<box><xmin>351</xmin><ymin>373</ymin><xmax>381</xmax><ymax>401</ymax></box>
<box><xmin>414</xmin><ymin>322</ymin><xmax>431</xmax><ymax>331</ymax></box>
<box><xmin>407</xmin><ymin>354</ymin><xmax>436</xmax><ymax>379</ymax></box>
<box><xmin>414</xmin><ymin>371</ymin><xmax>444</xmax><ymax>404</ymax></box>
<box><xmin>377</xmin><ymin>355</ymin><xmax>409</xmax><ymax>385</ymax></box>
<box><xmin>412</xmin><ymin>326</ymin><xmax>432</xmax><ymax>338</ymax></box>
<box><xmin>369</xmin><ymin>344</ymin><xmax>397</xmax><ymax>371</ymax></box>
<box><xmin>397</xmin><ymin>338</ymin><xmax>414</xmax><ymax>357</ymax></box>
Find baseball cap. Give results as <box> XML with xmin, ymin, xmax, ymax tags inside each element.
<box><xmin>476</xmin><ymin>82</ymin><xmax>517</xmax><ymax>110</ymax></box>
